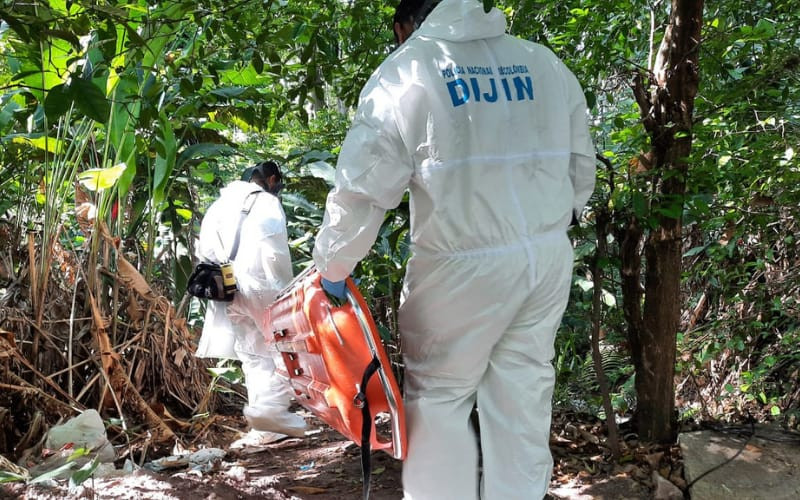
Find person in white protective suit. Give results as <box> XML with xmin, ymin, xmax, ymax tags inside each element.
<box><xmin>197</xmin><ymin>161</ymin><xmax>307</xmax><ymax>445</ymax></box>
<box><xmin>312</xmin><ymin>0</ymin><xmax>596</xmax><ymax>498</ymax></box>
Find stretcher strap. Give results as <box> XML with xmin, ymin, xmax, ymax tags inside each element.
<box><xmin>355</xmin><ymin>356</ymin><xmax>381</xmax><ymax>500</ymax></box>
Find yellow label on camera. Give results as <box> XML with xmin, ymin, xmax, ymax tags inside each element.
<box><xmin>221</xmin><ymin>262</ymin><xmax>237</xmax><ymax>292</ymax></box>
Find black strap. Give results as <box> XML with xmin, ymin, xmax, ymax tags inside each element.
<box><xmin>226</xmin><ymin>190</ymin><xmax>261</xmax><ymax>261</ymax></box>
<box><xmin>354</xmin><ymin>356</ymin><xmax>381</xmax><ymax>500</ymax></box>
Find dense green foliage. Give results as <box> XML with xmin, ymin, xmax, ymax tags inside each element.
<box><xmin>1</xmin><ymin>0</ymin><xmax>798</xmax><ymax>436</ymax></box>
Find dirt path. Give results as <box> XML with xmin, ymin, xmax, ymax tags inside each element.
<box><xmin>2</xmin><ymin>415</ymin><xmax>402</xmax><ymax>500</ymax></box>
<box><xmin>1</xmin><ymin>410</ymin><xmax>676</xmax><ymax>499</ymax></box>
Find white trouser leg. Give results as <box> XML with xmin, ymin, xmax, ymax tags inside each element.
<box><xmin>402</xmin><ymin>378</ymin><xmax>481</xmax><ymax>500</ymax></box>
<box><xmin>477</xmin><ymin>302</ymin><xmax>567</xmax><ymax>498</ymax></box>
<box><xmin>478</xmin><ymin>239</ymin><xmax>572</xmax><ymax>499</ymax></box>
<box><xmin>400</xmin><ymin>234</ymin><xmax>573</xmax><ymax>500</ymax></box>
<box><xmin>237</xmin><ymin>350</ymin><xmax>307</xmax><ymax>437</ymax></box>
<box><xmin>399</xmin><ymin>256</ymin><xmax>531</xmax><ymax>500</ymax></box>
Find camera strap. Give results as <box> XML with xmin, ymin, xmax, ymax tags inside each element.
<box><xmin>216</xmin><ymin>189</ymin><xmax>262</xmax><ymax>263</ymax></box>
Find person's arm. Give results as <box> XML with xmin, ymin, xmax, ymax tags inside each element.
<box><xmin>313</xmin><ymin>81</ymin><xmax>414</xmax><ymax>281</ymax></box>
<box><xmin>564</xmin><ymin>66</ymin><xmax>596</xmax><ymax>221</ymax></box>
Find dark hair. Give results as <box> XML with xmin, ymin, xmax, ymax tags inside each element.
<box><xmin>242</xmin><ymin>160</ymin><xmax>282</xmax><ymax>183</ymax></box>
<box><xmin>393</xmin><ymin>0</ymin><xmax>440</xmax><ymax>30</ymax></box>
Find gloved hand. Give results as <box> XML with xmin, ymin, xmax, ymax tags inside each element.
<box><xmin>321</xmin><ymin>278</ymin><xmax>347</xmax><ymax>300</ymax></box>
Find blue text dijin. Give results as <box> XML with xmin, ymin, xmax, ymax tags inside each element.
<box><xmin>447</xmin><ymin>75</ymin><xmax>535</xmax><ymax>107</ymax></box>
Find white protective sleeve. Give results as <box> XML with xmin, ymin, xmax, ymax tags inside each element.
<box><xmin>312</xmin><ymin>82</ymin><xmax>415</xmax><ymax>281</ymax></box>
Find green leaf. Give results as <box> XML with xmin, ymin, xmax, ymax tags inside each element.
<box><xmin>179</xmin><ymin>77</ymin><xmax>194</xmax><ymax>95</ymax></box>
<box><xmin>209</xmin><ymin>86</ymin><xmax>248</xmax><ymax>99</ymax></box>
<box><xmin>78</xmin><ymin>163</ymin><xmax>127</xmax><ymax>192</ymax></box>
<box><xmin>754</xmin><ymin>19</ymin><xmax>776</xmax><ymax>38</ymax></box>
<box><xmin>208</xmin><ymin>366</ymin><xmax>243</xmax><ymax>384</ymax></box>
<box><xmin>175</xmin><ymin>208</ymin><xmax>192</xmax><ymax>220</ymax></box>
<box><xmin>306</xmin><ymin>160</ymin><xmax>336</xmax><ymax>184</ymax></box>
<box><xmin>584</xmin><ymin>90</ymin><xmax>596</xmax><ymax>110</ymax></box>
<box><xmin>153</xmin><ymin>112</ymin><xmax>177</xmax><ymax>204</ymax></box>
<box><xmin>770</xmin><ymin>406</ymin><xmax>781</xmax><ymax>416</ymax></box>
<box><xmin>70</xmin><ymin>78</ymin><xmax>110</xmax><ymax>123</ymax></box>
<box><xmin>12</xmin><ymin>135</ymin><xmax>65</xmax><ymax>155</ymax></box>
<box><xmin>44</xmin><ymin>84</ymin><xmax>73</xmax><ymax>121</ymax></box>
<box><xmin>0</xmin><ymin>471</ymin><xmax>27</xmax><ymax>483</ymax></box>
<box><xmin>632</xmin><ymin>191</ymin><xmax>647</xmax><ymax>217</ymax></box>
<box><xmin>683</xmin><ymin>245</ymin><xmax>706</xmax><ymax>257</ymax></box>
<box><xmin>69</xmin><ymin>457</ymin><xmax>100</xmax><ymax>488</ymax></box>
<box><xmin>252</xmin><ymin>52</ymin><xmax>264</xmax><ymax>74</ymax></box>
<box><xmin>30</xmin><ymin>461</ymin><xmax>76</xmax><ymax>484</ymax></box>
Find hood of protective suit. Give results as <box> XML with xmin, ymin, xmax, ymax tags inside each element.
<box><xmin>219</xmin><ymin>180</ymin><xmax>263</xmax><ymax>206</ymax></box>
<box><xmin>413</xmin><ymin>0</ymin><xmax>506</xmax><ymax>42</ymax></box>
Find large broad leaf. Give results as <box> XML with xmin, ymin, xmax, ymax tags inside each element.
<box><xmin>70</xmin><ymin>78</ymin><xmax>110</xmax><ymax>123</ymax></box>
<box><xmin>11</xmin><ymin>135</ymin><xmax>65</xmax><ymax>154</ymax></box>
<box><xmin>209</xmin><ymin>86</ymin><xmax>249</xmax><ymax>99</ymax></box>
<box><xmin>109</xmin><ymin>72</ymin><xmax>141</xmax><ymax>201</ymax></box>
<box><xmin>306</xmin><ymin>160</ymin><xmax>336</xmax><ymax>184</ymax></box>
<box><xmin>218</xmin><ymin>65</ymin><xmax>264</xmax><ymax>86</ymax></box>
<box><xmin>12</xmin><ymin>37</ymin><xmax>74</xmax><ymax>102</ymax></box>
<box><xmin>77</xmin><ymin>163</ymin><xmax>127</xmax><ymax>191</ymax></box>
<box><xmin>43</xmin><ymin>84</ymin><xmax>73</xmax><ymax>121</ymax></box>
<box><xmin>282</xmin><ymin>192</ymin><xmax>323</xmax><ymax>214</ymax></box>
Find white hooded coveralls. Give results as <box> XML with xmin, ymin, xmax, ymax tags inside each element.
<box><xmin>197</xmin><ymin>180</ymin><xmax>306</xmax><ymax>437</ymax></box>
<box><xmin>313</xmin><ymin>0</ymin><xmax>596</xmax><ymax>498</ymax></box>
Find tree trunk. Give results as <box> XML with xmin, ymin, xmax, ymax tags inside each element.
<box><xmin>624</xmin><ymin>0</ymin><xmax>703</xmax><ymax>442</ymax></box>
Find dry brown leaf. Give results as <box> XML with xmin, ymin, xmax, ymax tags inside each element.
<box><xmin>0</xmin><ymin>329</ymin><xmax>16</xmax><ymax>358</ymax></box>
<box><xmin>88</xmin><ymin>294</ymin><xmax>115</xmax><ymax>375</ymax></box>
<box><xmin>579</xmin><ymin>428</ymin><xmax>600</xmax><ymax>445</ymax></box>
<box><xmin>174</xmin><ymin>347</ymin><xmax>187</xmax><ymax>367</ymax></box>
<box><xmin>116</xmin><ymin>254</ymin><xmax>157</xmax><ymax>300</ymax></box>
<box><xmin>645</xmin><ymin>451</ymin><xmax>664</xmax><ymax>469</ymax></box>
<box><xmin>127</xmin><ymin>295</ymin><xmax>143</xmax><ymax>326</ymax></box>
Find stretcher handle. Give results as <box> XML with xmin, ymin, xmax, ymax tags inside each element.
<box><xmin>346</xmin><ymin>283</ymin><xmax>405</xmax><ymax>461</ymax></box>
<box><xmin>276</xmin><ymin>263</ymin><xmax>317</xmax><ymax>299</ymax></box>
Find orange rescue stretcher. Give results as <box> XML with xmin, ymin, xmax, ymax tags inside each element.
<box><xmin>263</xmin><ymin>266</ymin><xmax>406</xmax><ymax>498</ymax></box>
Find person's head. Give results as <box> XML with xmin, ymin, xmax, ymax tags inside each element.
<box><xmin>242</xmin><ymin>161</ymin><xmax>284</xmax><ymax>195</ymax></box>
<box><xmin>393</xmin><ymin>0</ymin><xmax>441</xmax><ymax>45</ymax></box>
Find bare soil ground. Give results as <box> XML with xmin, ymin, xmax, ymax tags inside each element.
<box><xmin>1</xmin><ymin>409</ymin><xmax>680</xmax><ymax>499</ymax></box>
